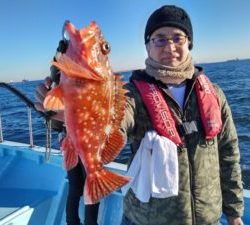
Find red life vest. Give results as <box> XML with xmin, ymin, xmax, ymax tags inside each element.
<box><xmin>133</xmin><ymin>74</ymin><xmax>222</xmax><ymax>146</ymax></box>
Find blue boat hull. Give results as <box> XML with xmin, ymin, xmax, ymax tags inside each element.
<box><xmin>0</xmin><ymin>141</ymin><xmax>249</xmax><ymax>225</ymax></box>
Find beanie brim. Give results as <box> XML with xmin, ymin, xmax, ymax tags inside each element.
<box><xmin>144</xmin><ymin>5</ymin><xmax>193</xmax><ymax>50</ymax></box>
<box><xmin>145</xmin><ymin>21</ymin><xmax>193</xmax><ymax>50</ymax></box>
<box><xmin>145</xmin><ymin>21</ymin><xmax>191</xmax><ymax>43</ymax></box>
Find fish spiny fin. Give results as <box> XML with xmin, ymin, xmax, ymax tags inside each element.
<box><xmin>61</xmin><ymin>135</ymin><xmax>78</xmax><ymax>170</ymax></box>
<box><xmin>52</xmin><ymin>55</ymin><xmax>104</xmax><ymax>81</ymax></box>
<box><xmin>101</xmin><ymin>75</ymin><xmax>127</xmax><ymax>164</ymax></box>
<box><xmin>84</xmin><ymin>168</ymin><xmax>130</xmax><ymax>204</ymax></box>
<box><xmin>43</xmin><ymin>86</ymin><xmax>64</xmax><ymax>110</ymax></box>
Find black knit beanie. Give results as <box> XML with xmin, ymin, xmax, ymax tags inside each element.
<box><xmin>144</xmin><ymin>5</ymin><xmax>193</xmax><ymax>49</ymax></box>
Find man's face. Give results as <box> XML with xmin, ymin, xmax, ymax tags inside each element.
<box><xmin>146</xmin><ymin>26</ymin><xmax>190</xmax><ymax>67</ymax></box>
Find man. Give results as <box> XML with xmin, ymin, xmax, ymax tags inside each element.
<box><xmin>120</xmin><ymin>5</ymin><xmax>244</xmax><ymax>225</ymax></box>
<box><xmin>35</xmin><ymin>5</ymin><xmax>244</xmax><ymax>225</ymax></box>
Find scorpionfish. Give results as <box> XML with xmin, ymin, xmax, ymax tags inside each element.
<box><xmin>43</xmin><ymin>21</ymin><xmax>129</xmax><ymax>204</ymax></box>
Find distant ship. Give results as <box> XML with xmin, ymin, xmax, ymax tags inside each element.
<box><xmin>226</xmin><ymin>58</ymin><xmax>240</xmax><ymax>62</ymax></box>
<box><xmin>22</xmin><ymin>78</ymin><xmax>29</xmax><ymax>82</ymax></box>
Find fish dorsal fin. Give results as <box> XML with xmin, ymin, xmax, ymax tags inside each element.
<box><xmin>43</xmin><ymin>86</ymin><xmax>64</xmax><ymax>110</ymax></box>
<box><xmin>101</xmin><ymin>75</ymin><xmax>127</xmax><ymax>164</ymax></box>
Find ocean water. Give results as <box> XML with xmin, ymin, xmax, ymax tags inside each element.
<box><xmin>0</xmin><ymin>59</ymin><xmax>249</xmax><ymax>188</ymax></box>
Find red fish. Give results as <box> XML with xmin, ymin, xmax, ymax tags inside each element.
<box><xmin>43</xmin><ymin>21</ymin><xmax>129</xmax><ymax>204</ymax></box>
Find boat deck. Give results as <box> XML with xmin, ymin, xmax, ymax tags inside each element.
<box><xmin>0</xmin><ymin>141</ymin><xmax>249</xmax><ymax>225</ymax></box>
<box><xmin>0</xmin><ymin>141</ymin><xmax>125</xmax><ymax>225</ymax></box>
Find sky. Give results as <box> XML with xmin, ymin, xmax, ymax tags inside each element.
<box><xmin>0</xmin><ymin>0</ymin><xmax>250</xmax><ymax>82</ymax></box>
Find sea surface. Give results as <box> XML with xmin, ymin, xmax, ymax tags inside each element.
<box><xmin>0</xmin><ymin>59</ymin><xmax>250</xmax><ymax>189</ymax></box>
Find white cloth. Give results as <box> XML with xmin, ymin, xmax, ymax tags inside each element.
<box><xmin>122</xmin><ymin>130</ymin><xmax>179</xmax><ymax>203</ymax></box>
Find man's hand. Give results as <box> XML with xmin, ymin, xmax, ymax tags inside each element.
<box><xmin>227</xmin><ymin>216</ymin><xmax>244</xmax><ymax>225</ymax></box>
<box><xmin>35</xmin><ymin>39</ymin><xmax>68</xmax><ymax>123</ymax></box>
<box><xmin>34</xmin><ymin>77</ymin><xmax>52</xmax><ymax>112</ymax></box>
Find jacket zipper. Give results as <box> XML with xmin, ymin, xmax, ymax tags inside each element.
<box><xmin>188</xmin><ymin>159</ymin><xmax>196</xmax><ymax>225</ymax></box>
<box><xmin>162</xmin><ymin>81</ymin><xmax>198</xmax><ymax>224</ymax></box>
<box><xmin>185</xmin><ymin>79</ymin><xmax>198</xmax><ymax>225</ymax></box>
<box><xmin>181</xmin><ymin>113</ymin><xmax>196</xmax><ymax>225</ymax></box>
<box><xmin>183</xmin><ymin>76</ymin><xmax>197</xmax><ymax>114</ymax></box>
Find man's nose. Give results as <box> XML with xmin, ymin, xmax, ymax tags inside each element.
<box><xmin>163</xmin><ymin>41</ymin><xmax>176</xmax><ymax>52</ymax></box>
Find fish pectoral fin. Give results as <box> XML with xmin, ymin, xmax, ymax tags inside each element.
<box><xmin>101</xmin><ymin>130</ymin><xmax>125</xmax><ymax>164</ymax></box>
<box><xmin>53</xmin><ymin>55</ymin><xmax>104</xmax><ymax>81</ymax></box>
<box><xmin>84</xmin><ymin>169</ymin><xmax>130</xmax><ymax>204</ymax></box>
<box><xmin>61</xmin><ymin>136</ymin><xmax>78</xmax><ymax>170</ymax></box>
<box><xmin>43</xmin><ymin>86</ymin><xmax>64</xmax><ymax>110</ymax></box>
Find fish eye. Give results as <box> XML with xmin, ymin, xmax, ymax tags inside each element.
<box><xmin>101</xmin><ymin>42</ymin><xmax>110</xmax><ymax>54</ymax></box>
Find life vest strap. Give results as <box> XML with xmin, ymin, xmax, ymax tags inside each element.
<box><xmin>133</xmin><ymin>80</ymin><xmax>183</xmax><ymax>146</ymax></box>
<box><xmin>133</xmin><ymin>73</ymin><xmax>222</xmax><ymax>144</ymax></box>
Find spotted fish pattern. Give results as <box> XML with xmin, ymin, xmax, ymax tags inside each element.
<box><xmin>43</xmin><ymin>21</ymin><xmax>129</xmax><ymax>204</ymax></box>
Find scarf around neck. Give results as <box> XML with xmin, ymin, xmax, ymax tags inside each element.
<box><xmin>145</xmin><ymin>54</ymin><xmax>195</xmax><ymax>85</ymax></box>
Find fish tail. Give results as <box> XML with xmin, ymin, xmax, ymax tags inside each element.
<box><xmin>84</xmin><ymin>169</ymin><xmax>130</xmax><ymax>204</ymax></box>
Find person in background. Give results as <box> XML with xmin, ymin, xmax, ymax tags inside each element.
<box><xmin>35</xmin><ymin>40</ymin><xmax>99</xmax><ymax>225</ymax></box>
<box><xmin>119</xmin><ymin>5</ymin><xmax>244</xmax><ymax>225</ymax></box>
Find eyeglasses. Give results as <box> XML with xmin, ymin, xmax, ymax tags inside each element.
<box><xmin>150</xmin><ymin>35</ymin><xmax>187</xmax><ymax>47</ymax></box>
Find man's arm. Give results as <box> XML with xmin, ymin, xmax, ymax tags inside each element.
<box><xmin>34</xmin><ymin>40</ymin><xmax>68</xmax><ymax>125</ymax></box>
<box><xmin>216</xmin><ymin>86</ymin><xmax>244</xmax><ymax>223</ymax></box>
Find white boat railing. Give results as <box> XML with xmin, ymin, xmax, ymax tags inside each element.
<box><xmin>0</xmin><ymin>82</ymin><xmax>54</xmax><ymax>156</ymax></box>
